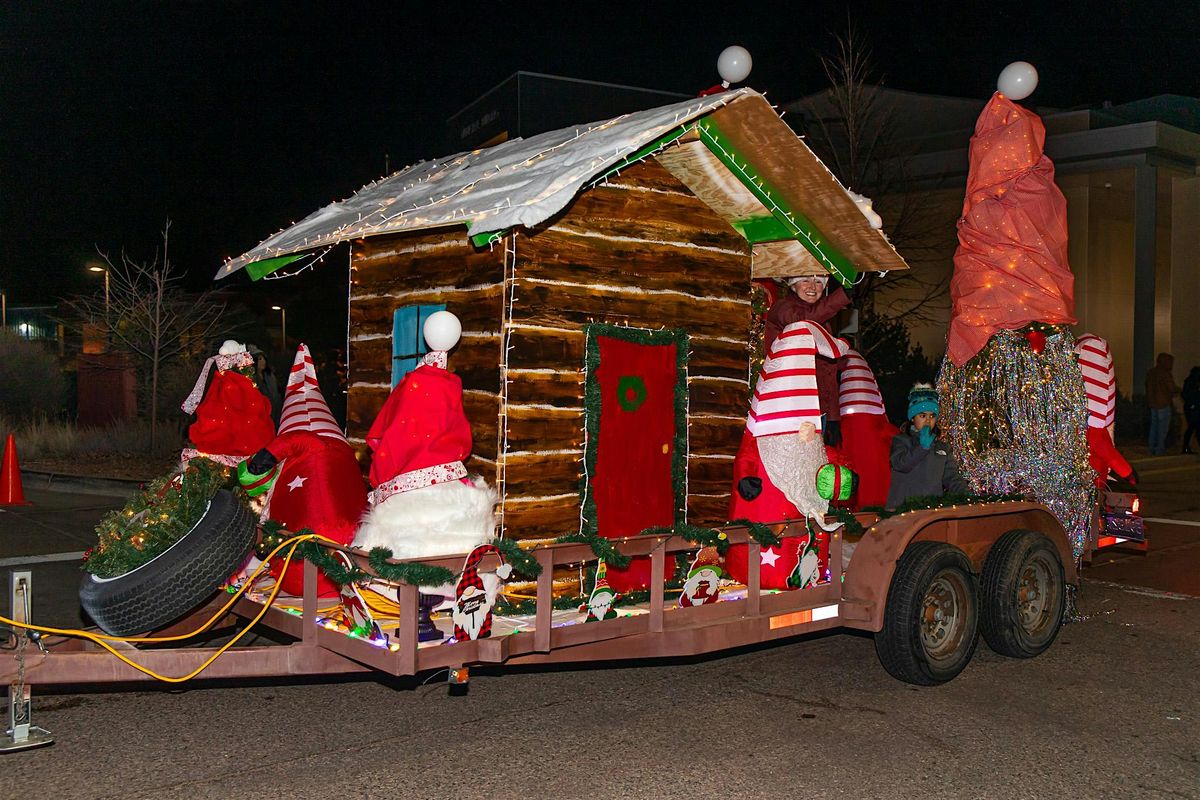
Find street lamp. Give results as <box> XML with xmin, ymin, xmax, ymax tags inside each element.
<box><xmin>88</xmin><ymin>264</ymin><xmax>110</xmax><ymax>315</ymax></box>
<box><xmin>271</xmin><ymin>305</ymin><xmax>287</xmax><ymax>349</ymax></box>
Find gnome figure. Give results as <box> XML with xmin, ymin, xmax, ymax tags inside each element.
<box><xmin>239</xmin><ymin>344</ymin><xmax>368</xmax><ymax>598</ymax></box>
<box><xmin>679</xmin><ymin>546</ymin><xmax>724</xmax><ymax>608</ymax></box>
<box><xmin>354</xmin><ymin>311</ymin><xmax>497</xmax><ymax>559</ymax></box>
<box><xmin>451</xmin><ymin>544</ymin><xmax>513</xmax><ymax>641</ymax></box>
<box><xmin>181</xmin><ymin>340</ymin><xmax>275</xmax><ymax>466</ymax></box>
<box><xmin>786</xmin><ymin>531</ymin><xmax>822</xmax><ymax>591</ymax></box>
<box><xmin>584</xmin><ymin>561</ymin><xmax>619</xmax><ymax>622</ymax></box>
<box><xmin>726</xmin><ymin>320</ymin><xmax>847</xmax><ymax>590</ymax></box>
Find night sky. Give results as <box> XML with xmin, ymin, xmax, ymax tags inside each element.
<box><xmin>4</xmin><ymin>1</ymin><xmax>1198</xmax><ymax>308</ymax></box>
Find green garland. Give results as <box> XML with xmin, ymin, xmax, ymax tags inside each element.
<box><xmin>725</xmin><ymin>519</ymin><xmax>783</xmax><ymax>549</ymax></box>
<box><xmin>861</xmin><ymin>492</ymin><xmax>1025</xmax><ymax>524</ymax></box>
<box><xmin>826</xmin><ymin>507</ymin><xmax>866</xmax><ymax>537</ymax></box>
<box><xmin>553</xmin><ymin>532</ymin><xmax>631</xmax><ymax>569</ymax></box>
<box><xmin>84</xmin><ymin>458</ymin><xmax>238</xmax><ymax>578</ymax></box>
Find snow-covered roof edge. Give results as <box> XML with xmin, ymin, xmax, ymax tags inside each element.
<box><xmin>217</xmin><ymin>89</ymin><xmax>755</xmax><ymax>279</ymax></box>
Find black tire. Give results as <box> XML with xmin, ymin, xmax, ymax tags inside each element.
<box><xmin>980</xmin><ymin>530</ymin><xmax>1066</xmax><ymax>658</ymax></box>
<box><xmin>874</xmin><ymin>541</ymin><xmax>980</xmax><ymax>686</ymax></box>
<box><xmin>79</xmin><ymin>489</ymin><xmax>257</xmax><ymax>637</ymax></box>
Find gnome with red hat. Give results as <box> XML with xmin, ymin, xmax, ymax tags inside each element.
<box><xmin>353</xmin><ymin>311</ymin><xmax>497</xmax><ymax>559</ymax></box>
<box><xmin>937</xmin><ymin>63</ymin><xmax>1095</xmax><ymax>560</ymax></box>
<box><xmin>725</xmin><ymin>319</ymin><xmax>848</xmax><ymax>589</ymax></box>
<box><xmin>181</xmin><ymin>340</ymin><xmax>275</xmax><ymax>466</ymax></box>
<box><xmin>238</xmin><ymin>343</ymin><xmax>368</xmax><ymax>597</ymax></box>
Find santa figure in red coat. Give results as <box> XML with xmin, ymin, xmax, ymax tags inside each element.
<box><xmin>238</xmin><ymin>344</ymin><xmax>368</xmax><ymax>597</ymax></box>
<box><xmin>353</xmin><ymin>311</ymin><xmax>497</xmax><ymax>559</ymax></box>
<box><xmin>181</xmin><ymin>339</ymin><xmax>275</xmax><ymax>466</ymax></box>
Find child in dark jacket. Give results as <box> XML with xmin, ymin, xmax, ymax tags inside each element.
<box><xmin>886</xmin><ymin>384</ymin><xmax>968</xmax><ymax>509</ymax></box>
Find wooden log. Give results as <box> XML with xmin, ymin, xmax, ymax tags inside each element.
<box><xmin>687</xmin><ymin>495</ymin><xmax>731</xmax><ymax>526</ymax></box>
<box><xmin>503</xmin><ymin>405</ymin><xmax>584</xmax><ymax>453</ymax></box>
<box><xmin>346</xmin><ymin>385</ymin><xmax>390</xmax><ymax>439</ymax></box>
<box><xmin>501</xmin><ymin>452</ymin><xmax>582</xmax><ymax>497</ymax></box>
<box><xmin>686</xmin><ymin>455</ymin><xmax>735</xmax><ymax>495</ymax></box>
<box><xmin>688</xmin><ymin>377</ymin><xmax>750</xmax><ymax>416</ymax></box>
<box><xmin>500</xmin><ymin>495</ymin><xmax>580</xmax><ymax>540</ymax></box>
<box><xmin>688</xmin><ymin>417</ymin><xmax>745</xmax><ymax>456</ymax></box>
<box><xmin>538</xmin><ymin>189</ymin><xmax>749</xmax><ymax>256</ymax></box>
<box><xmin>506</xmin><ymin>369</ymin><xmax>585</xmax><ymax>407</ymax></box>
<box><xmin>352</xmin><ymin>231</ymin><xmax>503</xmax><ymax>295</ymax></box>
<box><xmin>508</xmin><ymin>281</ymin><xmax>747</xmax><ymax>341</ymax></box>
<box><xmin>350</xmin><ymin>287</ymin><xmax>503</xmax><ymax>339</ymax></box>
<box><xmin>522</xmin><ymin>228</ymin><xmax>750</xmax><ymax>297</ymax></box>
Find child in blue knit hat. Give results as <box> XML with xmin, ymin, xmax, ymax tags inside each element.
<box><xmin>886</xmin><ymin>383</ymin><xmax>968</xmax><ymax>509</ymax></box>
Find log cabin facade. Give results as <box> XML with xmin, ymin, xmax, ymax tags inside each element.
<box><xmin>220</xmin><ymin>89</ymin><xmax>908</xmax><ymax>544</ymax></box>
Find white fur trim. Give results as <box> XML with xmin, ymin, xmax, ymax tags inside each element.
<box><xmin>353</xmin><ymin>477</ymin><xmax>498</xmax><ymax>559</ymax></box>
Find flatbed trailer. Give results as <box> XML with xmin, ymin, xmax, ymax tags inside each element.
<box><xmin>1</xmin><ymin>500</ymin><xmax>1075</xmax><ymax>699</ymax></box>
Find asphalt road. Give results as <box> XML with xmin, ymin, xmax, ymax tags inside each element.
<box><xmin>1</xmin><ymin>456</ymin><xmax>1197</xmax><ymax>799</ymax></box>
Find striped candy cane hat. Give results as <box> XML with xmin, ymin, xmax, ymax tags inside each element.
<box><xmin>278</xmin><ymin>344</ymin><xmax>346</xmax><ymax>441</ymax></box>
<box><xmin>1075</xmin><ymin>334</ymin><xmax>1116</xmax><ymax>429</ymax></box>
<box><xmin>838</xmin><ymin>347</ymin><xmax>885</xmax><ymax>417</ymax></box>
<box><xmin>748</xmin><ymin>320</ymin><xmax>849</xmax><ymax>437</ymax></box>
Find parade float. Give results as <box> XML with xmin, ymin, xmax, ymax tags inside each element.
<box><xmin>3</xmin><ymin>56</ymin><xmax>1100</xmax><ymax>750</ymax></box>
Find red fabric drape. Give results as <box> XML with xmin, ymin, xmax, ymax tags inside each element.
<box><xmin>947</xmin><ymin>92</ymin><xmax>1077</xmax><ymax>366</ymax></box>
<box><xmin>187</xmin><ymin>371</ymin><xmax>275</xmax><ymax>457</ymax></box>
<box><xmin>592</xmin><ymin>336</ymin><xmax>677</xmax><ymax>592</ymax></box>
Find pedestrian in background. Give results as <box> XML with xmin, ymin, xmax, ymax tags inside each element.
<box><xmin>1182</xmin><ymin>366</ymin><xmax>1200</xmax><ymax>455</ymax></box>
<box><xmin>1145</xmin><ymin>352</ymin><xmax>1179</xmax><ymax>456</ymax></box>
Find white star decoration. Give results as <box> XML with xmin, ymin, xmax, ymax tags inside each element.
<box><xmin>760</xmin><ymin>547</ymin><xmax>781</xmax><ymax>567</ymax></box>
<box><xmin>287</xmin><ymin>475</ymin><xmax>307</xmax><ymax>491</ymax></box>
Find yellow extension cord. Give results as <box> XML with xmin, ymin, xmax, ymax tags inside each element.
<box><xmin>0</xmin><ymin>532</ymin><xmax>341</xmax><ymax>684</ymax></box>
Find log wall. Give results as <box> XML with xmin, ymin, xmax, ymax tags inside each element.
<box><xmin>500</xmin><ymin>158</ymin><xmax>752</xmax><ymax>539</ymax></box>
<box><xmin>347</xmin><ymin>230</ymin><xmax>505</xmax><ymax>479</ymax></box>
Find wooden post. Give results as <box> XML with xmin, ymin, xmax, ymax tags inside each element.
<box><xmin>302</xmin><ymin>559</ymin><xmax>318</xmax><ymax>645</ymax></box>
<box><xmin>397</xmin><ymin>582</ymin><xmax>419</xmax><ymax>675</ymax></box>
<box><xmin>534</xmin><ymin>549</ymin><xmax>554</xmax><ymax>652</ymax></box>
<box><xmin>649</xmin><ymin>542</ymin><xmax>665</xmax><ymax>632</ymax></box>
<box><xmin>746</xmin><ymin>540</ymin><xmax>761</xmax><ymax>617</ymax></box>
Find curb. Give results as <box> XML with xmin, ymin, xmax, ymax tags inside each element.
<box><xmin>20</xmin><ymin>469</ymin><xmax>145</xmax><ymax>497</ymax></box>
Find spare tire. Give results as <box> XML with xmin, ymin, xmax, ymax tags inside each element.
<box><xmin>79</xmin><ymin>489</ymin><xmax>257</xmax><ymax>637</ymax></box>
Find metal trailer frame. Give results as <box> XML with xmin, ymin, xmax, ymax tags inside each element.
<box><xmin>1</xmin><ymin>502</ymin><xmax>1075</xmax><ymax>691</ymax></box>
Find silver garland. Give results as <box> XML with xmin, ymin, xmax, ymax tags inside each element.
<box><xmin>938</xmin><ymin>328</ymin><xmax>1095</xmax><ymax>562</ymax></box>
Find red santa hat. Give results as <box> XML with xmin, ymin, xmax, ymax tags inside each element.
<box><xmin>366</xmin><ymin>311</ymin><xmax>472</xmax><ymax>505</ymax></box>
<box><xmin>279</xmin><ymin>344</ymin><xmax>346</xmax><ymax>442</ymax></box>
<box><xmin>1074</xmin><ymin>334</ymin><xmax>1116</xmax><ymax>429</ymax></box>
<box><xmin>747</xmin><ymin>320</ymin><xmax>849</xmax><ymax>436</ymax></box>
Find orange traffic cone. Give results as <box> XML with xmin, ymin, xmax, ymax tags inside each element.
<box><xmin>0</xmin><ymin>433</ymin><xmax>32</xmax><ymax>506</ymax></box>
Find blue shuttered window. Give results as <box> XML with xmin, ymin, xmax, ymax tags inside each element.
<box><xmin>392</xmin><ymin>303</ymin><xmax>446</xmax><ymax>386</ymax></box>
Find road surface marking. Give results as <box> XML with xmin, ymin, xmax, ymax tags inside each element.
<box><xmin>1085</xmin><ymin>579</ymin><xmax>1197</xmax><ymax>600</ymax></box>
<box><xmin>1144</xmin><ymin>517</ymin><xmax>1200</xmax><ymax>527</ymax></box>
<box><xmin>0</xmin><ymin>551</ymin><xmax>86</xmax><ymax>568</ymax></box>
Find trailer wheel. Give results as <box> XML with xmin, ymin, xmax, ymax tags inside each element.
<box><xmin>874</xmin><ymin>541</ymin><xmax>979</xmax><ymax>685</ymax></box>
<box><xmin>79</xmin><ymin>489</ymin><xmax>257</xmax><ymax>637</ymax></box>
<box><xmin>980</xmin><ymin>530</ymin><xmax>1065</xmax><ymax>658</ymax></box>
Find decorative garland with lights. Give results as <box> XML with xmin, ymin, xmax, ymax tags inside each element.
<box><xmin>85</xmin><ymin>458</ymin><xmax>239</xmax><ymax>578</ymax></box>
<box><xmin>552</xmin><ymin>532</ymin><xmax>631</xmax><ymax>569</ymax></box>
<box><xmin>639</xmin><ymin>520</ymin><xmax>781</xmax><ymax>556</ymax></box>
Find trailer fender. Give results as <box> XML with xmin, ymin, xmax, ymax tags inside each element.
<box><xmin>841</xmin><ymin>502</ymin><xmax>1076</xmax><ymax>633</ymax></box>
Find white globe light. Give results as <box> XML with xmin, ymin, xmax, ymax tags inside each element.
<box><xmin>717</xmin><ymin>46</ymin><xmax>753</xmax><ymax>85</ymax></box>
<box><xmin>997</xmin><ymin>61</ymin><xmax>1038</xmax><ymax>101</ymax></box>
<box><xmin>423</xmin><ymin>310</ymin><xmax>461</xmax><ymax>352</ymax></box>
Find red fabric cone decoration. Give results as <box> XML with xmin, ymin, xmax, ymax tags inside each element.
<box><xmin>353</xmin><ymin>312</ymin><xmax>496</xmax><ymax>560</ymax></box>
<box><xmin>835</xmin><ymin>348</ymin><xmax>895</xmax><ymax>509</ymax></box>
<box><xmin>1075</xmin><ymin>334</ymin><xmax>1133</xmax><ymax>487</ymax></box>
<box><xmin>947</xmin><ymin>92</ymin><xmax>1077</xmax><ymax>367</ymax></box>
<box><xmin>182</xmin><ymin>340</ymin><xmax>275</xmax><ymax>465</ymax></box>
<box><xmin>279</xmin><ymin>343</ymin><xmax>345</xmax><ymax>441</ymax></box>
<box><xmin>248</xmin><ymin>351</ymin><xmax>368</xmax><ymax>598</ymax></box>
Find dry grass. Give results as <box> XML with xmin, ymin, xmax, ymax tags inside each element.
<box><xmin>1</xmin><ymin>416</ymin><xmax>182</xmax><ymax>479</ymax></box>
